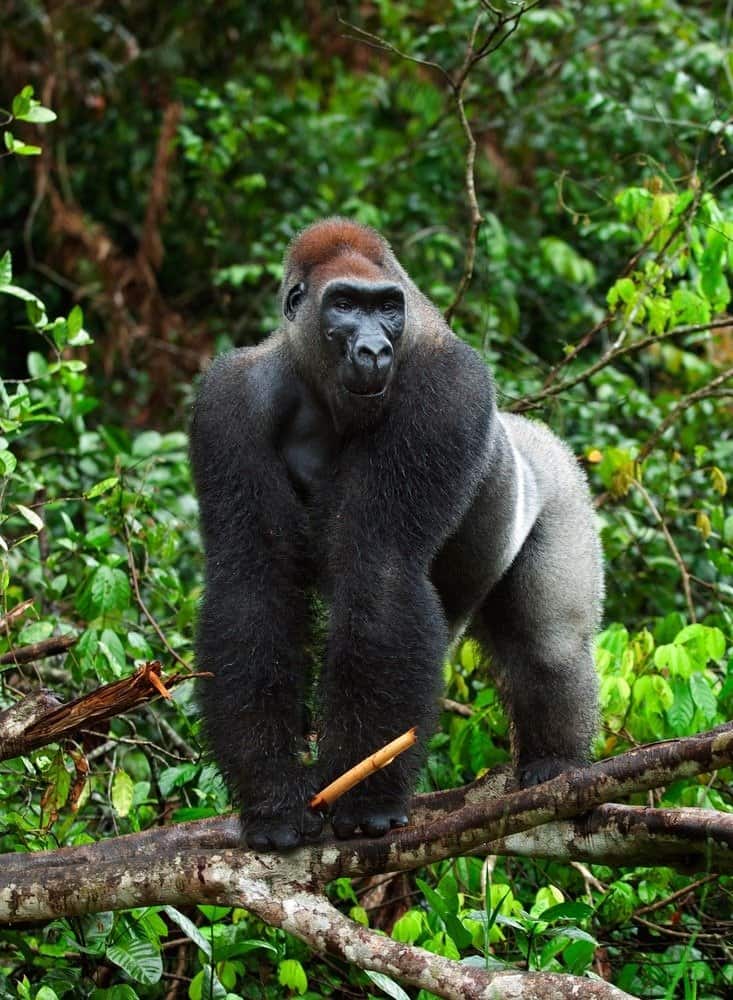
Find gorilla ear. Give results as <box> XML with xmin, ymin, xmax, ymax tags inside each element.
<box><xmin>284</xmin><ymin>282</ymin><xmax>307</xmax><ymax>321</ymax></box>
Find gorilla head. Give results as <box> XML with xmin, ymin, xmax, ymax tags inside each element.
<box><xmin>281</xmin><ymin>220</ymin><xmax>412</xmax><ymax>421</ymax></box>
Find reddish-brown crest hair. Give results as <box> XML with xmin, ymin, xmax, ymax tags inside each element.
<box><xmin>287</xmin><ymin>218</ymin><xmax>387</xmax><ymax>276</ymax></box>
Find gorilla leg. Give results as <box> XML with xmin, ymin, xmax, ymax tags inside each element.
<box><xmin>318</xmin><ymin>560</ymin><xmax>448</xmax><ymax>837</ymax></box>
<box><xmin>474</xmin><ymin>517</ymin><xmax>601</xmax><ymax>785</ymax></box>
<box><xmin>197</xmin><ymin>563</ymin><xmax>322</xmax><ymax>851</ymax></box>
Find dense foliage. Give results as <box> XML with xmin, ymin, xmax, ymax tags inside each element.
<box><xmin>1</xmin><ymin>2</ymin><xmax>732</xmax><ymax>997</ymax></box>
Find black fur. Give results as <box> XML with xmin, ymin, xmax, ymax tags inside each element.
<box><xmin>190</xmin><ymin>219</ymin><xmax>602</xmax><ymax>850</ymax></box>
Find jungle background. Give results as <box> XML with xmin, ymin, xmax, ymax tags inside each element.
<box><xmin>1</xmin><ymin>1</ymin><xmax>732</xmax><ymax>997</ymax></box>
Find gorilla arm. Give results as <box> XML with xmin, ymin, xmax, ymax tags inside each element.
<box><xmin>317</xmin><ymin>335</ymin><xmax>495</xmax><ymax>837</ymax></box>
<box><xmin>190</xmin><ymin>346</ymin><xmax>323</xmax><ymax>850</ymax></box>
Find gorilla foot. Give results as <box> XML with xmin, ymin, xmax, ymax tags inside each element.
<box><xmin>519</xmin><ymin>756</ymin><xmax>586</xmax><ymax>788</ymax></box>
<box><xmin>242</xmin><ymin>805</ymin><xmax>323</xmax><ymax>852</ymax></box>
<box><xmin>331</xmin><ymin>798</ymin><xmax>410</xmax><ymax>840</ymax></box>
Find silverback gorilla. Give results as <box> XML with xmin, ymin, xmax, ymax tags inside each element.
<box><xmin>190</xmin><ymin>218</ymin><xmax>602</xmax><ymax>851</ymax></box>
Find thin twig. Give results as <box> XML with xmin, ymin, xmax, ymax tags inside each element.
<box><xmin>636</xmin><ymin>366</ymin><xmax>733</xmax><ymax>462</ymax></box>
<box><xmin>633</xmin><ymin>478</ymin><xmax>696</xmax><ymax>622</ymax></box>
<box><xmin>121</xmin><ymin>513</ymin><xmax>189</xmax><ymax>670</ymax></box>
<box><xmin>510</xmin><ymin>317</ymin><xmax>732</xmax><ymax>412</ymax></box>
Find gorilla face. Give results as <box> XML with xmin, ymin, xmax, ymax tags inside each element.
<box><xmin>319</xmin><ymin>280</ymin><xmax>405</xmax><ymax>398</ymax></box>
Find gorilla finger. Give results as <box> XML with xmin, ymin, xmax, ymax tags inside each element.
<box><xmin>302</xmin><ymin>810</ymin><xmax>324</xmax><ymax>841</ymax></box>
<box><xmin>360</xmin><ymin>815</ymin><xmax>391</xmax><ymax>838</ymax></box>
<box><xmin>245</xmin><ymin>823</ymin><xmax>301</xmax><ymax>851</ymax></box>
<box><xmin>332</xmin><ymin>816</ymin><xmax>358</xmax><ymax>839</ymax></box>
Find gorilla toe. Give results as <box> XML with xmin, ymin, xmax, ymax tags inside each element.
<box><xmin>332</xmin><ymin>800</ymin><xmax>410</xmax><ymax>839</ymax></box>
<box><xmin>520</xmin><ymin>756</ymin><xmax>585</xmax><ymax>787</ymax></box>
<box><xmin>244</xmin><ymin>808</ymin><xmax>323</xmax><ymax>852</ymax></box>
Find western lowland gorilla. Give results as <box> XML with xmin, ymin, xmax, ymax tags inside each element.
<box><xmin>190</xmin><ymin>218</ymin><xmax>603</xmax><ymax>851</ymax></box>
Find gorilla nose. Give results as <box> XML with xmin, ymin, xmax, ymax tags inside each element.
<box><xmin>355</xmin><ymin>338</ymin><xmax>393</xmax><ymax>373</ymax></box>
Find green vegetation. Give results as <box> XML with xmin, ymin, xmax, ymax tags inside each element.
<box><xmin>1</xmin><ymin>2</ymin><xmax>732</xmax><ymax>997</ymax></box>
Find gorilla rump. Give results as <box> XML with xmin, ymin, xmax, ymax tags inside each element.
<box><xmin>190</xmin><ymin>218</ymin><xmax>602</xmax><ymax>851</ymax></box>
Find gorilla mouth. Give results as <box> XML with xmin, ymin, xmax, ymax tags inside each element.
<box><xmin>346</xmin><ymin>386</ymin><xmax>388</xmax><ymax>398</ymax></box>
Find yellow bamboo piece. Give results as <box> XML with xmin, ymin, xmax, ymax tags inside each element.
<box><xmin>309</xmin><ymin>727</ymin><xmax>417</xmax><ymax>810</ymax></box>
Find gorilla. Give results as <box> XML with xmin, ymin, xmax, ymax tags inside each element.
<box><xmin>190</xmin><ymin>218</ymin><xmax>602</xmax><ymax>851</ymax></box>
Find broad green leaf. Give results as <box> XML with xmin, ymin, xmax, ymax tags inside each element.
<box><xmin>689</xmin><ymin>674</ymin><xmax>717</xmax><ymax>721</ymax></box>
<box><xmin>667</xmin><ymin>678</ymin><xmax>695</xmax><ymax>732</ymax></box>
<box><xmin>79</xmin><ymin>565</ymin><xmax>131</xmax><ymax>618</ymax></box>
<box><xmin>67</xmin><ymin>304</ymin><xmax>83</xmax><ymax>334</ymax></box>
<box><xmin>391</xmin><ymin>909</ymin><xmax>423</xmax><ymax>944</ymax></box>
<box><xmin>16</xmin><ymin>104</ymin><xmax>57</xmax><ymax>124</ymax></box>
<box><xmin>365</xmin><ymin>970</ymin><xmax>411</xmax><ymax>1000</ymax></box>
<box><xmin>278</xmin><ymin>958</ymin><xmax>307</xmax><ymax>995</ymax></box>
<box><xmin>106</xmin><ymin>933</ymin><xmax>162</xmax><ymax>984</ymax></box>
<box><xmin>189</xmin><ymin>967</ymin><xmax>227</xmax><ymax>1000</ymax></box>
<box><xmin>111</xmin><ymin>770</ymin><xmax>134</xmax><ymax>817</ymax></box>
<box><xmin>0</xmin><ymin>449</ymin><xmax>16</xmax><ymax>475</ymax></box>
<box><xmin>18</xmin><ymin>620</ymin><xmax>54</xmax><ymax>644</ymax></box>
<box><xmin>85</xmin><ymin>476</ymin><xmax>120</xmax><ymax>499</ymax></box>
<box><xmin>162</xmin><ymin>906</ymin><xmax>212</xmax><ymax>958</ymax></box>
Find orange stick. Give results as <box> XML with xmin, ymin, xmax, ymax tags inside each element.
<box><xmin>309</xmin><ymin>727</ymin><xmax>417</xmax><ymax>810</ymax></box>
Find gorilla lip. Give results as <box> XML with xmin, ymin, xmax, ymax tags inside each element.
<box><xmin>345</xmin><ymin>385</ymin><xmax>388</xmax><ymax>398</ymax></box>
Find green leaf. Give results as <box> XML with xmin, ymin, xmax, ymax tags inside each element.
<box><xmin>667</xmin><ymin>678</ymin><xmax>695</xmax><ymax>732</ymax></box>
<box><xmin>189</xmin><ymin>967</ymin><xmax>228</xmax><ymax>1000</ymax></box>
<box><xmin>689</xmin><ymin>673</ymin><xmax>717</xmax><ymax>722</ymax></box>
<box><xmin>364</xmin><ymin>970</ymin><xmax>411</xmax><ymax>1000</ymax></box>
<box><xmin>15</xmin><ymin>503</ymin><xmax>44</xmax><ymax>532</ymax></box>
<box><xmin>540</xmin><ymin>901</ymin><xmax>594</xmax><ymax>922</ymax></box>
<box><xmin>0</xmin><ymin>250</ymin><xmax>11</xmax><ymax>285</ymax></box>
<box><xmin>99</xmin><ymin>628</ymin><xmax>126</xmax><ymax>676</ymax></box>
<box><xmin>35</xmin><ymin>989</ymin><xmax>59</xmax><ymax>1000</ymax></box>
<box><xmin>90</xmin><ymin>987</ymin><xmax>139</xmax><ymax>1000</ymax></box>
<box><xmin>67</xmin><ymin>304</ymin><xmax>83</xmax><ymax>335</ymax></box>
<box><xmin>392</xmin><ymin>909</ymin><xmax>423</xmax><ymax>944</ymax></box>
<box><xmin>416</xmin><ymin>878</ymin><xmax>472</xmax><ymax>948</ymax></box>
<box><xmin>111</xmin><ymin>770</ymin><xmax>135</xmax><ymax>817</ymax></box>
<box><xmin>278</xmin><ymin>958</ymin><xmax>308</xmax><ymax>995</ymax></box>
<box><xmin>16</xmin><ymin>104</ymin><xmax>57</xmax><ymax>124</ymax></box>
<box><xmin>106</xmin><ymin>932</ymin><xmax>162</xmax><ymax>984</ymax></box>
<box><xmin>18</xmin><ymin>620</ymin><xmax>54</xmax><ymax>644</ymax></box>
<box><xmin>85</xmin><ymin>476</ymin><xmax>120</xmax><ymax>499</ymax></box>
<box><xmin>163</xmin><ymin>906</ymin><xmax>212</xmax><ymax>958</ymax></box>
<box><xmin>78</xmin><ymin>565</ymin><xmax>131</xmax><ymax>618</ymax></box>
<box><xmin>11</xmin><ymin>87</ymin><xmax>33</xmax><ymax>118</ymax></box>
<box><xmin>0</xmin><ymin>449</ymin><xmax>17</xmax><ymax>475</ymax></box>
<box><xmin>132</xmin><ymin>431</ymin><xmax>162</xmax><ymax>457</ymax></box>
<box><xmin>159</xmin><ymin>763</ymin><xmax>199</xmax><ymax>798</ymax></box>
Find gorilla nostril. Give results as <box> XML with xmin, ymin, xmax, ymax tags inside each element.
<box><xmin>357</xmin><ymin>345</ymin><xmax>375</xmax><ymax>364</ymax></box>
<box><xmin>377</xmin><ymin>346</ymin><xmax>393</xmax><ymax>371</ymax></box>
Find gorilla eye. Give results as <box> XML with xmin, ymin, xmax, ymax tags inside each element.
<box><xmin>381</xmin><ymin>300</ymin><xmax>400</xmax><ymax>315</ymax></box>
<box><xmin>334</xmin><ymin>298</ymin><xmax>354</xmax><ymax>312</ymax></box>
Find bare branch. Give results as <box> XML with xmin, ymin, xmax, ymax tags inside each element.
<box><xmin>636</xmin><ymin>365</ymin><xmax>733</xmax><ymax>462</ymax></box>
<box><xmin>509</xmin><ymin>317</ymin><xmax>733</xmax><ymax>412</ymax></box>
<box><xmin>0</xmin><ymin>633</ymin><xmax>77</xmax><ymax>666</ymax></box>
<box><xmin>0</xmin><ymin>598</ymin><xmax>35</xmax><ymax>633</ymax></box>
<box><xmin>0</xmin><ymin>661</ymin><xmax>192</xmax><ymax>761</ymax></box>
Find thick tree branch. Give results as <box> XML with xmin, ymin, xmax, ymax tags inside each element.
<box><xmin>3</xmin><ymin>726</ymin><xmax>731</xmax><ymax>999</ymax></box>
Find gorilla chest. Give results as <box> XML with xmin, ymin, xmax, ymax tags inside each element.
<box><xmin>279</xmin><ymin>391</ymin><xmax>340</xmax><ymax>504</ymax></box>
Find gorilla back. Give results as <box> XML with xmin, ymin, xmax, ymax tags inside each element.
<box><xmin>190</xmin><ymin>218</ymin><xmax>602</xmax><ymax>851</ymax></box>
